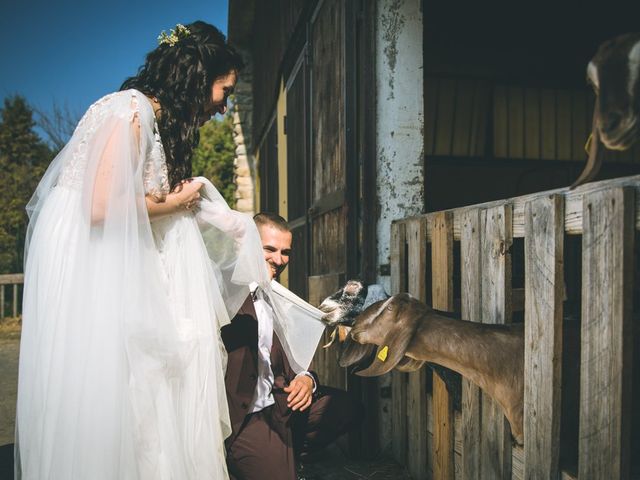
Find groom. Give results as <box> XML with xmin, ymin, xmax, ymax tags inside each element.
<box><xmin>221</xmin><ymin>212</ymin><xmax>361</xmax><ymax>480</ymax></box>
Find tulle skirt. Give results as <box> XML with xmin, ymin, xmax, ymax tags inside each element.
<box><xmin>16</xmin><ymin>185</ymin><xmax>230</xmax><ymax>479</ymax></box>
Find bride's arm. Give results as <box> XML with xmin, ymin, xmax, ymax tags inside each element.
<box><xmin>146</xmin><ymin>182</ymin><xmax>202</xmax><ymax>219</ymax></box>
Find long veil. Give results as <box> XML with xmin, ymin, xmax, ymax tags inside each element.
<box><xmin>16</xmin><ymin>90</ymin><xmax>325</xmax><ymax>479</ymax></box>
<box><xmin>16</xmin><ymin>91</ymin><xmax>249</xmax><ymax>479</ymax></box>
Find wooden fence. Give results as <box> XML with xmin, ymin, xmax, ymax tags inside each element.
<box><xmin>389</xmin><ymin>175</ymin><xmax>639</xmax><ymax>479</ymax></box>
<box><xmin>0</xmin><ymin>274</ymin><xmax>24</xmax><ymax>320</ymax></box>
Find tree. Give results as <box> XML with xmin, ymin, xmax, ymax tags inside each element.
<box><xmin>34</xmin><ymin>101</ymin><xmax>81</xmax><ymax>153</ymax></box>
<box><xmin>192</xmin><ymin>113</ymin><xmax>236</xmax><ymax>207</ymax></box>
<box><xmin>0</xmin><ymin>96</ymin><xmax>53</xmax><ymax>273</ymax></box>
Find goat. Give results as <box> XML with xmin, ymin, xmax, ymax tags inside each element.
<box><xmin>320</xmin><ymin>282</ymin><xmax>525</xmax><ymax>445</ymax></box>
<box><xmin>573</xmin><ymin>32</ymin><xmax>640</xmax><ymax>187</ymax></box>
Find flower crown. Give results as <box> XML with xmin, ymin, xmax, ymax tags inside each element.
<box><xmin>157</xmin><ymin>24</ymin><xmax>191</xmax><ymax>47</ymax></box>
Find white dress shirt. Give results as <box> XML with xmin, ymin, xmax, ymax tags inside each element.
<box><xmin>248</xmin><ymin>283</ymin><xmax>316</xmax><ymax>413</ymax></box>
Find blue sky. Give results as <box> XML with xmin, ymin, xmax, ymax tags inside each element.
<box><xmin>0</xmin><ymin>0</ymin><xmax>228</xmax><ymax>123</ymax></box>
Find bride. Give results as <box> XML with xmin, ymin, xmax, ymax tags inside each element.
<box><xmin>15</xmin><ymin>21</ymin><xmax>265</xmax><ymax>479</ymax></box>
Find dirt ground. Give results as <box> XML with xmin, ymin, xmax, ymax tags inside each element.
<box><xmin>0</xmin><ymin>326</ymin><xmax>409</xmax><ymax>480</ymax></box>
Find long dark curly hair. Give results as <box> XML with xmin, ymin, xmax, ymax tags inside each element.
<box><xmin>121</xmin><ymin>21</ymin><xmax>243</xmax><ymax>189</ymax></box>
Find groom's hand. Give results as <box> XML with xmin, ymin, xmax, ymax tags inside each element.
<box><xmin>284</xmin><ymin>375</ymin><xmax>314</xmax><ymax>412</ymax></box>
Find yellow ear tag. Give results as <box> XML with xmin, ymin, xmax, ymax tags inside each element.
<box><xmin>377</xmin><ymin>345</ymin><xmax>389</xmax><ymax>362</ymax></box>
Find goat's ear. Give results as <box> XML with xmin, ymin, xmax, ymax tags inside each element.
<box><xmin>356</xmin><ymin>311</ymin><xmax>418</xmax><ymax>377</ymax></box>
<box><xmin>338</xmin><ymin>337</ymin><xmax>376</xmax><ymax>368</ymax></box>
<box><xmin>395</xmin><ymin>356</ymin><xmax>425</xmax><ymax>373</ymax></box>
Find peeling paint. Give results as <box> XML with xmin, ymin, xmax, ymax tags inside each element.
<box><xmin>380</xmin><ymin>0</ymin><xmax>404</xmax><ymax>100</ymax></box>
<box><xmin>376</xmin><ymin>0</ymin><xmax>423</xmax><ymax>291</ymax></box>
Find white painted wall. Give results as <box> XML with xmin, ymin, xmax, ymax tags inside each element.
<box><xmin>375</xmin><ymin>0</ymin><xmax>424</xmax><ymax>455</ymax></box>
<box><xmin>376</xmin><ymin>0</ymin><xmax>424</xmax><ymax>291</ymax></box>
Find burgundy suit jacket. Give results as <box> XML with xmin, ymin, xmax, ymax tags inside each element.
<box><xmin>221</xmin><ymin>295</ymin><xmax>297</xmax><ymax>443</ymax></box>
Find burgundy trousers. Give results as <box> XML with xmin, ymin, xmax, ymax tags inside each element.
<box><xmin>226</xmin><ymin>386</ymin><xmax>361</xmax><ymax>480</ymax></box>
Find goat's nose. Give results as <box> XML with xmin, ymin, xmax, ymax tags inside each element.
<box><xmin>601</xmin><ymin>111</ymin><xmax>623</xmax><ymax>133</ymax></box>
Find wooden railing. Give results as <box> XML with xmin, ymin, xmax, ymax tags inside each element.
<box><xmin>0</xmin><ymin>274</ymin><xmax>24</xmax><ymax>320</ymax></box>
<box><xmin>389</xmin><ymin>175</ymin><xmax>639</xmax><ymax>479</ymax></box>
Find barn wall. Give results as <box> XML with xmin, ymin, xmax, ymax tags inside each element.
<box><xmin>374</xmin><ymin>0</ymin><xmax>424</xmax><ymax>455</ymax></box>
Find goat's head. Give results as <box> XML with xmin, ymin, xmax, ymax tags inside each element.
<box><xmin>350</xmin><ymin>293</ymin><xmax>428</xmax><ymax>377</ymax></box>
<box><xmin>588</xmin><ymin>33</ymin><xmax>640</xmax><ymax>150</ymax></box>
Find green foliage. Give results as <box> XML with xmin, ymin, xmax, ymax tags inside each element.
<box><xmin>0</xmin><ymin>96</ymin><xmax>53</xmax><ymax>273</ymax></box>
<box><xmin>192</xmin><ymin>113</ymin><xmax>236</xmax><ymax>207</ymax></box>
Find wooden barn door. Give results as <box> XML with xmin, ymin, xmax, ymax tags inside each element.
<box><xmin>305</xmin><ymin>0</ymin><xmax>359</xmax><ymax>390</ymax></box>
<box><xmin>285</xmin><ymin>50</ymin><xmax>310</xmax><ymax>300</ymax></box>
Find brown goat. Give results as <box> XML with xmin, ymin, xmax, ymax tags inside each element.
<box><xmin>350</xmin><ymin>293</ymin><xmax>525</xmax><ymax>444</ymax></box>
<box><xmin>573</xmin><ymin>32</ymin><xmax>640</xmax><ymax>187</ymax></box>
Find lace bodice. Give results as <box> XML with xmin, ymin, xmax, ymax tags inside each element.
<box><xmin>57</xmin><ymin>90</ymin><xmax>170</xmax><ymax>198</ymax></box>
<box><xmin>144</xmin><ymin>123</ymin><xmax>170</xmax><ymax>200</ymax></box>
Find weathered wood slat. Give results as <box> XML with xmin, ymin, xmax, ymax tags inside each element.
<box><xmin>459</xmin><ymin>209</ymin><xmax>482</xmax><ymax>480</ymax></box>
<box><xmin>390</xmin><ymin>174</ymin><xmax>640</xmax><ymax>241</ymax></box>
<box><xmin>579</xmin><ymin>187</ymin><xmax>634</xmax><ymax>480</ymax></box>
<box><xmin>524</xmin><ymin>194</ymin><xmax>564</xmax><ymax>479</ymax></box>
<box><xmin>0</xmin><ymin>274</ymin><xmax>24</xmax><ymax>285</ymax></box>
<box><xmin>390</xmin><ymin>222</ymin><xmax>408</xmax><ymax>464</ymax></box>
<box><xmin>406</xmin><ymin>218</ymin><xmax>429</xmax><ymax>480</ymax></box>
<box><xmin>480</xmin><ymin>205</ymin><xmax>513</xmax><ymax>479</ymax></box>
<box><xmin>431</xmin><ymin>212</ymin><xmax>455</xmax><ymax>480</ymax></box>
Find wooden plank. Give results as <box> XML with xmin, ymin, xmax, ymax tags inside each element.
<box><xmin>540</xmin><ymin>89</ymin><xmax>556</xmax><ymax>160</ymax></box>
<box><xmin>524</xmin><ymin>194</ymin><xmax>564</xmax><ymax>479</ymax></box>
<box><xmin>507</xmin><ymin>87</ymin><xmax>524</xmax><ymax>159</ymax></box>
<box><xmin>0</xmin><ymin>273</ymin><xmax>24</xmax><ymax>285</ymax></box>
<box><xmin>391</xmin><ymin>221</ymin><xmax>408</xmax><ymax>295</ymax></box>
<box><xmin>523</xmin><ymin>87</ymin><xmax>541</xmax><ymax>159</ymax></box>
<box><xmin>480</xmin><ymin>205</ymin><xmax>513</xmax><ymax>479</ymax></box>
<box><xmin>413</xmin><ymin>175</ymin><xmax>640</xmax><ymax>241</ymax></box>
<box><xmin>390</xmin><ymin>221</ymin><xmax>408</xmax><ymax>464</ymax></box>
<box><xmin>307</xmin><ymin>273</ymin><xmax>344</xmax><ymax>307</ymax></box>
<box><xmin>406</xmin><ymin>218</ymin><xmax>429</xmax><ymax>480</ymax></box>
<box><xmin>12</xmin><ymin>284</ymin><xmax>17</xmax><ymax>318</ymax></box>
<box><xmin>556</xmin><ymin>90</ymin><xmax>572</xmax><ymax>161</ymax></box>
<box><xmin>579</xmin><ymin>187</ymin><xmax>634</xmax><ymax>479</ymax></box>
<box><xmin>391</xmin><ymin>370</ymin><xmax>408</xmax><ymax>464</ymax></box>
<box><xmin>459</xmin><ymin>209</ymin><xmax>482</xmax><ymax>480</ymax></box>
<box><xmin>493</xmin><ymin>85</ymin><xmax>508</xmax><ymax>158</ymax></box>
<box><xmin>452</xmin><ymin>79</ymin><xmax>474</xmax><ymax>157</ymax></box>
<box><xmin>432</xmin><ymin>212</ymin><xmax>454</xmax><ymax>309</ymax></box>
<box><xmin>431</xmin><ymin>212</ymin><xmax>455</xmax><ymax>480</ymax></box>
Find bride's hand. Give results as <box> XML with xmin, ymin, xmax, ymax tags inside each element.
<box><xmin>170</xmin><ymin>179</ymin><xmax>203</xmax><ymax>211</ymax></box>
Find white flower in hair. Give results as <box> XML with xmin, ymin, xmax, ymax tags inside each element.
<box><xmin>158</xmin><ymin>24</ymin><xmax>191</xmax><ymax>47</ymax></box>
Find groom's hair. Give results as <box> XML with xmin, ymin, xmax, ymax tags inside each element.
<box><xmin>253</xmin><ymin>212</ymin><xmax>289</xmax><ymax>232</ymax></box>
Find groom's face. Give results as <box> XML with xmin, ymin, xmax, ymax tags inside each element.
<box><xmin>258</xmin><ymin>224</ymin><xmax>292</xmax><ymax>280</ymax></box>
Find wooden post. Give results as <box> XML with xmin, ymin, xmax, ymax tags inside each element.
<box><xmin>1</xmin><ymin>285</ymin><xmax>4</xmax><ymax>320</ymax></box>
<box><xmin>431</xmin><ymin>211</ymin><xmax>455</xmax><ymax>480</ymax></box>
<box><xmin>524</xmin><ymin>195</ymin><xmax>564</xmax><ymax>479</ymax></box>
<box><xmin>480</xmin><ymin>204</ymin><xmax>513</xmax><ymax>479</ymax></box>
<box><xmin>579</xmin><ymin>188</ymin><xmax>634</xmax><ymax>479</ymax></box>
<box><xmin>390</xmin><ymin>221</ymin><xmax>408</xmax><ymax>464</ymax></box>
<box><xmin>460</xmin><ymin>209</ymin><xmax>482</xmax><ymax>480</ymax></box>
<box><xmin>406</xmin><ymin>218</ymin><xmax>429</xmax><ymax>480</ymax></box>
<box><xmin>13</xmin><ymin>284</ymin><xmax>17</xmax><ymax>318</ymax></box>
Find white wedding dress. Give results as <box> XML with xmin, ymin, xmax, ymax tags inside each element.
<box><xmin>15</xmin><ymin>90</ymin><xmax>271</xmax><ymax>479</ymax></box>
